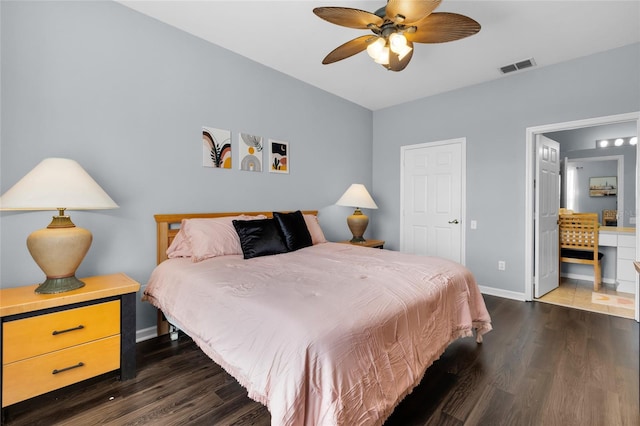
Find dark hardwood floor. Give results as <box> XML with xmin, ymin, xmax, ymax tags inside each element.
<box><xmin>3</xmin><ymin>295</ymin><xmax>639</xmax><ymax>425</ymax></box>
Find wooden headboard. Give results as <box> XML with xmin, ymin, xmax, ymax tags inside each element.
<box><xmin>154</xmin><ymin>211</ymin><xmax>319</xmax><ymax>265</ymax></box>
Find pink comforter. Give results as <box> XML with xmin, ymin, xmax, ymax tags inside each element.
<box><xmin>144</xmin><ymin>243</ymin><xmax>492</xmax><ymax>425</ymax></box>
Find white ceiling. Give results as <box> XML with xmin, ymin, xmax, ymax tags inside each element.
<box><xmin>117</xmin><ymin>1</ymin><xmax>640</xmax><ymax>111</ymax></box>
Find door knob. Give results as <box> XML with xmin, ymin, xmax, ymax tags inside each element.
<box><xmin>448</xmin><ymin>219</ymin><xmax>459</xmax><ymax>224</ymax></box>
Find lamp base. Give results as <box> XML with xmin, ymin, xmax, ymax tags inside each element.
<box><xmin>35</xmin><ymin>276</ymin><xmax>86</xmax><ymax>294</ymax></box>
<box><xmin>346</xmin><ymin>208</ymin><xmax>369</xmax><ymax>243</ymax></box>
<box><xmin>26</xmin><ymin>214</ymin><xmax>93</xmax><ymax>295</ymax></box>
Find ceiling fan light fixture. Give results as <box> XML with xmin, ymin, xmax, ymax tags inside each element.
<box><xmin>394</xmin><ymin>41</ymin><xmax>412</xmax><ymax>60</ymax></box>
<box><xmin>389</xmin><ymin>32</ymin><xmax>408</xmax><ymax>53</ymax></box>
<box><xmin>397</xmin><ymin>46</ymin><xmax>413</xmax><ymax>61</ymax></box>
<box><xmin>314</xmin><ymin>1</ymin><xmax>481</xmax><ymax>72</ymax></box>
<box><xmin>374</xmin><ymin>46</ymin><xmax>390</xmax><ymax>65</ymax></box>
<box><xmin>366</xmin><ymin>37</ymin><xmax>386</xmax><ymax>59</ymax></box>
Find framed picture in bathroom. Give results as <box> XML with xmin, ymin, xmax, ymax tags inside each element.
<box><xmin>589</xmin><ymin>176</ymin><xmax>617</xmax><ymax>197</ymax></box>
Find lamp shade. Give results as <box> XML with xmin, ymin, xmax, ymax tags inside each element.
<box><xmin>335</xmin><ymin>184</ymin><xmax>378</xmax><ymax>210</ymax></box>
<box><xmin>0</xmin><ymin>158</ymin><xmax>118</xmax><ymax>211</ymax></box>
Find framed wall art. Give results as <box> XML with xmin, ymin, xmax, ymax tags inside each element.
<box><xmin>202</xmin><ymin>127</ymin><xmax>231</xmax><ymax>169</ymax></box>
<box><xmin>269</xmin><ymin>139</ymin><xmax>289</xmax><ymax>174</ymax></box>
<box><xmin>239</xmin><ymin>132</ymin><xmax>263</xmax><ymax>172</ymax></box>
<box><xmin>589</xmin><ymin>176</ymin><xmax>617</xmax><ymax>197</ymax></box>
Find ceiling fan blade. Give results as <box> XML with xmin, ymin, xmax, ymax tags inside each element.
<box><xmin>313</xmin><ymin>7</ymin><xmax>383</xmax><ymax>29</ymax></box>
<box><xmin>386</xmin><ymin>41</ymin><xmax>414</xmax><ymax>72</ymax></box>
<box><xmin>407</xmin><ymin>12</ymin><xmax>481</xmax><ymax>43</ymax></box>
<box><xmin>385</xmin><ymin>0</ymin><xmax>442</xmax><ymax>24</ymax></box>
<box><xmin>322</xmin><ymin>35</ymin><xmax>373</xmax><ymax>64</ymax></box>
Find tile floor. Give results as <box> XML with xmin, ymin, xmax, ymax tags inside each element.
<box><xmin>537</xmin><ymin>277</ymin><xmax>635</xmax><ymax>319</ymax></box>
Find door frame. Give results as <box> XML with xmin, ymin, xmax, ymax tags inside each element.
<box><xmin>400</xmin><ymin>138</ymin><xmax>466</xmax><ymax>264</ymax></box>
<box><xmin>524</xmin><ymin>112</ymin><xmax>640</xmax><ymax>322</ymax></box>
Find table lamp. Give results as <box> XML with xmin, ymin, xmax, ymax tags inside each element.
<box><xmin>335</xmin><ymin>183</ymin><xmax>378</xmax><ymax>243</ymax></box>
<box><xmin>0</xmin><ymin>158</ymin><xmax>118</xmax><ymax>294</ymax></box>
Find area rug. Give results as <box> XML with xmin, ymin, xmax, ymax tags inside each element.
<box><xmin>591</xmin><ymin>293</ymin><xmax>635</xmax><ymax>310</ymax></box>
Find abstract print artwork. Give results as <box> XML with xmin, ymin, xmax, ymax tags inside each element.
<box><xmin>239</xmin><ymin>133</ymin><xmax>263</xmax><ymax>172</ymax></box>
<box><xmin>202</xmin><ymin>127</ymin><xmax>231</xmax><ymax>169</ymax></box>
<box><xmin>269</xmin><ymin>140</ymin><xmax>289</xmax><ymax>174</ymax></box>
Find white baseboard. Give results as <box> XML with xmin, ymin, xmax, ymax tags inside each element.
<box><xmin>561</xmin><ymin>272</ymin><xmax>616</xmax><ymax>285</ymax></box>
<box><xmin>136</xmin><ymin>326</ymin><xmax>157</xmax><ymax>343</ymax></box>
<box><xmin>478</xmin><ymin>285</ymin><xmax>527</xmax><ymax>301</ymax></box>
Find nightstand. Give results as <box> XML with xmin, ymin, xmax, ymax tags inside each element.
<box><xmin>0</xmin><ymin>273</ymin><xmax>140</xmax><ymax>409</ymax></box>
<box><xmin>338</xmin><ymin>239</ymin><xmax>385</xmax><ymax>249</ymax></box>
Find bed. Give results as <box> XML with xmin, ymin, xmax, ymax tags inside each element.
<box><xmin>143</xmin><ymin>211</ymin><xmax>492</xmax><ymax>426</ymax></box>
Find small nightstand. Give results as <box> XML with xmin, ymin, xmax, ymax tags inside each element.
<box><xmin>0</xmin><ymin>273</ymin><xmax>140</xmax><ymax>409</ymax></box>
<box><xmin>338</xmin><ymin>239</ymin><xmax>385</xmax><ymax>249</ymax></box>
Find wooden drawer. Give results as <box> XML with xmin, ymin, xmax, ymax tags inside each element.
<box><xmin>3</xmin><ymin>300</ymin><xmax>120</xmax><ymax>364</ymax></box>
<box><xmin>2</xmin><ymin>335</ymin><xmax>120</xmax><ymax>407</ymax></box>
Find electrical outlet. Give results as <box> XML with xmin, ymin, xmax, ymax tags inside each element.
<box><xmin>498</xmin><ymin>261</ymin><xmax>506</xmax><ymax>271</ymax></box>
<box><xmin>470</xmin><ymin>220</ymin><xmax>477</xmax><ymax>229</ymax></box>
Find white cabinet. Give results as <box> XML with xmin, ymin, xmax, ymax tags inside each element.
<box><xmin>599</xmin><ymin>232</ymin><xmax>617</xmax><ymax>247</ymax></box>
<box><xmin>616</xmin><ymin>234</ymin><xmax>637</xmax><ymax>294</ymax></box>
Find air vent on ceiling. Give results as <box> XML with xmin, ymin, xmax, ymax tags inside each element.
<box><xmin>500</xmin><ymin>58</ymin><xmax>536</xmax><ymax>74</ymax></box>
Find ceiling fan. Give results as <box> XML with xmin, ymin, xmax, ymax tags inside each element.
<box><xmin>313</xmin><ymin>0</ymin><xmax>480</xmax><ymax>71</ymax></box>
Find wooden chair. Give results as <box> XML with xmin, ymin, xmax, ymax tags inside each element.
<box><xmin>559</xmin><ymin>213</ymin><xmax>603</xmax><ymax>291</ymax></box>
<box><xmin>602</xmin><ymin>209</ymin><xmax>617</xmax><ymax>226</ymax></box>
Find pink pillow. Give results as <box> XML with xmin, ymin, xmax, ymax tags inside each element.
<box><xmin>166</xmin><ymin>228</ymin><xmax>192</xmax><ymax>258</ymax></box>
<box><xmin>303</xmin><ymin>214</ymin><xmax>327</xmax><ymax>245</ymax></box>
<box><xmin>167</xmin><ymin>215</ymin><xmax>267</xmax><ymax>262</ymax></box>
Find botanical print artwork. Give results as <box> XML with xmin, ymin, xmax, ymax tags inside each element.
<box><xmin>239</xmin><ymin>133</ymin><xmax>263</xmax><ymax>172</ymax></box>
<box><xmin>202</xmin><ymin>127</ymin><xmax>231</xmax><ymax>168</ymax></box>
<box><xmin>269</xmin><ymin>139</ymin><xmax>289</xmax><ymax>174</ymax></box>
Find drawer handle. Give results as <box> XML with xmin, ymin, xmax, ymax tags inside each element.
<box><xmin>52</xmin><ymin>325</ymin><xmax>85</xmax><ymax>335</ymax></box>
<box><xmin>52</xmin><ymin>362</ymin><xmax>85</xmax><ymax>375</ymax></box>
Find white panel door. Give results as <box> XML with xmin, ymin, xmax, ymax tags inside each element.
<box><xmin>401</xmin><ymin>140</ymin><xmax>463</xmax><ymax>263</ymax></box>
<box><xmin>535</xmin><ymin>135</ymin><xmax>561</xmax><ymax>297</ymax></box>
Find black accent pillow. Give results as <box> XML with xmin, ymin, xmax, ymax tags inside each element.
<box><xmin>273</xmin><ymin>210</ymin><xmax>313</xmax><ymax>252</ymax></box>
<box><xmin>232</xmin><ymin>218</ymin><xmax>289</xmax><ymax>259</ymax></box>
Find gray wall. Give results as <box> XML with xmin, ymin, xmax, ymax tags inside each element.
<box><xmin>371</xmin><ymin>43</ymin><xmax>640</xmax><ymax>295</ymax></box>
<box><xmin>0</xmin><ymin>1</ymin><xmax>373</xmax><ymax>330</ymax></box>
